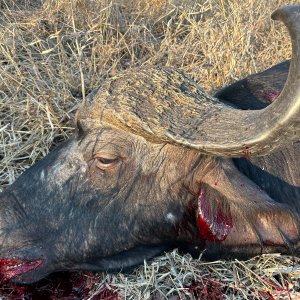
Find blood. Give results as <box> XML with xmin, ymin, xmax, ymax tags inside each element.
<box><xmin>258</xmin><ymin>291</ymin><xmax>275</xmax><ymax>300</ymax></box>
<box><xmin>242</xmin><ymin>146</ymin><xmax>251</xmax><ymax>158</ymax></box>
<box><xmin>262</xmin><ymin>90</ymin><xmax>281</xmax><ymax>103</ymax></box>
<box><xmin>0</xmin><ymin>271</ymin><xmax>119</xmax><ymax>300</ymax></box>
<box><xmin>0</xmin><ymin>259</ymin><xmax>43</xmax><ymax>284</ymax></box>
<box><xmin>0</xmin><ymin>257</ymin><xmax>118</xmax><ymax>299</ymax></box>
<box><xmin>197</xmin><ymin>189</ymin><xmax>233</xmax><ymax>242</ymax></box>
<box><xmin>264</xmin><ymin>239</ymin><xmax>275</xmax><ymax>246</ymax></box>
<box><xmin>186</xmin><ymin>278</ymin><xmax>225</xmax><ymax>300</ymax></box>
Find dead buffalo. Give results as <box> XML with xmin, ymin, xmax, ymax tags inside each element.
<box><xmin>0</xmin><ymin>5</ymin><xmax>300</xmax><ymax>284</ymax></box>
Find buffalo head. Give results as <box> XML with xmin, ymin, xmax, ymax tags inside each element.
<box><xmin>0</xmin><ymin>5</ymin><xmax>300</xmax><ymax>283</ymax></box>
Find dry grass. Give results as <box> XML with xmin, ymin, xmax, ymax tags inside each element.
<box><xmin>92</xmin><ymin>250</ymin><xmax>300</xmax><ymax>299</ymax></box>
<box><xmin>0</xmin><ymin>0</ymin><xmax>300</xmax><ymax>299</ymax></box>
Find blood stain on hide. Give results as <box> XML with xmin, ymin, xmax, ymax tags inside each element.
<box><xmin>242</xmin><ymin>146</ymin><xmax>251</xmax><ymax>158</ymax></box>
<box><xmin>264</xmin><ymin>239</ymin><xmax>276</xmax><ymax>246</ymax></box>
<box><xmin>262</xmin><ymin>90</ymin><xmax>280</xmax><ymax>103</ymax></box>
<box><xmin>197</xmin><ymin>189</ymin><xmax>233</xmax><ymax>242</ymax></box>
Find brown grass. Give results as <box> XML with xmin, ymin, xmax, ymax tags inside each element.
<box><xmin>0</xmin><ymin>0</ymin><xmax>300</xmax><ymax>299</ymax></box>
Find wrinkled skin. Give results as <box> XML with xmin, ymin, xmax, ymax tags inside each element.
<box><xmin>0</xmin><ymin>60</ymin><xmax>300</xmax><ymax>284</ymax></box>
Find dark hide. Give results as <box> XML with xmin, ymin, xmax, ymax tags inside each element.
<box><xmin>215</xmin><ymin>60</ymin><xmax>290</xmax><ymax>109</ymax></box>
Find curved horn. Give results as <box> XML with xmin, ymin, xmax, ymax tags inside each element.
<box><xmin>78</xmin><ymin>5</ymin><xmax>300</xmax><ymax>157</ymax></box>
<box><xmin>171</xmin><ymin>5</ymin><xmax>300</xmax><ymax>157</ymax></box>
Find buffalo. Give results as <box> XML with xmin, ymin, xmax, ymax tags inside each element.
<box><xmin>0</xmin><ymin>5</ymin><xmax>300</xmax><ymax>284</ymax></box>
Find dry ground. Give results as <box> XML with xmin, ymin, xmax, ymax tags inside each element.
<box><xmin>0</xmin><ymin>0</ymin><xmax>300</xmax><ymax>299</ymax></box>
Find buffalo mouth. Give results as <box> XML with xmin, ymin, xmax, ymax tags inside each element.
<box><xmin>0</xmin><ymin>258</ymin><xmax>43</xmax><ymax>283</ymax></box>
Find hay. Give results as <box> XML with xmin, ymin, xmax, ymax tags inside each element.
<box><xmin>0</xmin><ymin>0</ymin><xmax>300</xmax><ymax>299</ymax></box>
<box><xmin>87</xmin><ymin>250</ymin><xmax>300</xmax><ymax>299</ymax></box>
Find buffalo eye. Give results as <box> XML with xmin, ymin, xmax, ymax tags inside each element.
<box><xmin>94</xmin><ymin>154</ymin><xmax>120</xmax><ymax>170</ymax></box>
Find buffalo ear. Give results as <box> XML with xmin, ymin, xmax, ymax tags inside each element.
<box><xmin>200</xmin><ymin>159</ymin><xmax>300</xmax><ymax>259</ymax></box>
<box><xmin>196</xmin><ymin>183</ymin><xmax>233</xmax><ymax>243</ymax></box>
